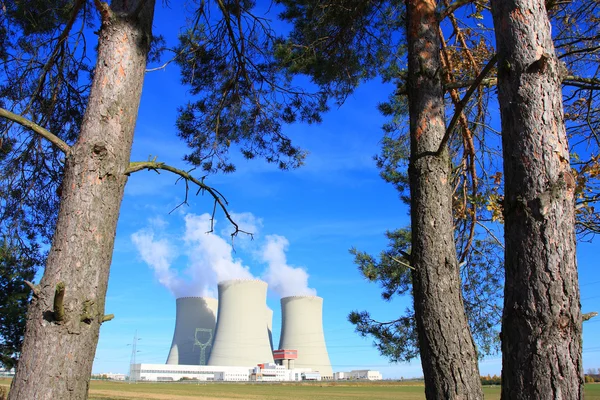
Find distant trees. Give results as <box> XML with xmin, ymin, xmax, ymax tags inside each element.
<box><xmin>480</xmin><ymin>374</ymin><xmax>502</xmax><ymax>386</ymax></box>
<box><xmin>585</xmin><ymin>368</ymin><xmax>600</xmax><ymax>383</ymax></box>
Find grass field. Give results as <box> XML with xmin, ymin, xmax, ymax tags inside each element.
<box><xmin>2</xmin><ymin>379</ymin><xmax>599</xmax><ymax>399</ymax></box>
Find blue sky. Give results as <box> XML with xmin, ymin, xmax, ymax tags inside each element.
<box><xmin>90</xmin><ymin>2</ymin><xmax>600</xmax><ymax>379</ymax></box>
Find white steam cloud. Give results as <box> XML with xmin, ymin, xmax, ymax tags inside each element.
<box><xmin>261</xmin><ymin>235</ymin><xmax>317</xmax><ymax>297</ymax></box>
<box><xmin>131</xmin><ymin>230</ymin><xmax>182</xmax><ymax>294</ymax></box>
<box><xmin>132</xmin><ymin>213</ymin><xmax>253</xmax><ymax>297</ymax></box>
<box><xmin>131</xmin><ymin>212</ymin><xmax>315</xmax><ymax>298</ymax></box>
<box><xmin>184</xmin><ymin>214</ymin><xmax>254</xmax><ymax>284</ymax></box>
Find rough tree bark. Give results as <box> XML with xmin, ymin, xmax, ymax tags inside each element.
<box><xmin>405</xmin><ymin>1</ymin><xmax>483</xmax><ymax>399</ymax></box>
<box><xmin>490</xmin><ymin>1</ymin><xmax>584</xmax><ymax>399</ymax></box>
<box><xmin>8</xmin><ymin>1</ymin><xmax>156</xmax><ymax>399</ymax></box>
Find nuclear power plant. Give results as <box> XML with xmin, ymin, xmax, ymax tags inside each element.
<box><xmin>141</xmin><ymin>279</ymin><xmax>347</xmax><ymax>382</ymax></box>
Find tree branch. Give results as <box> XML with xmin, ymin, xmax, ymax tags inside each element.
<box><xmin>444</xmin><ymin>77</ymin><xmax>497</xmax><ymax>91</ymax></box>
<box><xmin>438</xmin><ymin>54</ymin><xmax>498</xmax><ymax>155</ymax></box>
<box><xmin>94</xmin><ymin>0</ymin><xmax>114</xmax><ymax>22</ymax></box>
<box><xmin>390</xmin><ymin>256</ymin><xmax>415</xmax><ymax>271</ymax></box>
<box><xmin>563</xmin><ymin>75</ymin><xmax>600</xmax><ymax>91</ymax></box>
<box><xmin>101</xmin><ymin>314</ymin><xmax>114</xmax><ymax>323</ymax></box>
<box><xmin>399</xmin><ymin>250</ymin><xmax>412</xmax><ymax>263</ymax></box>
<box><xmin>24</xmin><ymin>280</ymin><xmax>40</xmax><ymax>298</ymax></box>
<box><xmin>0</xmin><ymin>108</ymin><xmax>71</xmax><ymax>154</ymax></box>
<box><xmin>476</xmin><ymin>221</ymin><xmax>505</xmax><ymax>249</ymax></box>
<box><xmin>125</xmin><ymin>161</ymin><xmax>252</xmax><ymax>238</ymax></box>
<box><xmin>413</xmin><ymin>54</ymin><xmax>498</xmax><ymax>160</ymax></box>
<box><xmin>53</xmin><ymin>282</ymin><xmax>66</xmax><ymax>322</ymax></box>
<box><xmin>396</xmin><ymin>77</ymin><xmax>497</xmax><ymax>95</ymax></box>
<box><xmin>583</xmin><ymin>312</ymin><xmax>598</xmax><ymax>322</ymax></box>
<box><xmin>438</xmin><ymin>0</ymin><xmax>473</xmax><ymax>20</ymax></box>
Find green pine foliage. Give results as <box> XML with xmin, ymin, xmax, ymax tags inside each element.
<box><xmin>0</xmin><ymin>242</ymin><xmax>35</xmax><ymax>369</ymax></box>
<box><xmin>175</xmin><ymin>0</ymin><xmax>328</xmax><ymax>173</ymax></box>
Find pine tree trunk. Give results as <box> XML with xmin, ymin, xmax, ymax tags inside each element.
<box><xmin>8</xmin><ymin>2</ymin><xmax>155</xmax><ymax>399</ymax></box>
<box><xmin>490</xmin><ymin>1</ymin><xmax>584</xmax><ymax>399</ymax></box>
<box><xmin>405</xmin><ymin>1</ymin><xmax>483</xmax><ymax>399</ymax></box>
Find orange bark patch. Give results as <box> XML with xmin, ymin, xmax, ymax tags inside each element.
<box><xmin>509</xmin><ymin>7</ymin><xmax>532</xmax><ymax>24</ymax></box>
<box><xmin>415</xmin><ymin>118</ymin><xmax>427</xmax><ymax>141</ymax></box>
<box><xmin>407</xmin><ymin>0</ymin><xmax>436</xmax><ymax>39</ymax></box>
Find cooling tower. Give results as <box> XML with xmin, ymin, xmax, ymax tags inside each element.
<box><xmin>166</xmin><ymin>297</ymin><xmax>218</xmax><ymax>365</ymax></box>
<box><xmin>278</xmin><ymin>296</ymin><xmax>333</xmax><ymax>378</ymax></box>
<box><xmin>207</xmin><ymin>279</ymin><xmax>274</xmax><ymax>366</ymax></box>
<box><xmin>267</xmin><ymin>306</ymin><xmax>274</xmax><ymax>352</ymax></box>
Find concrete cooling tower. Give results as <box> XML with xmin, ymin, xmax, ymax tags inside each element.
<box><xmin>266</xmin><ymin>306</ymin><xmax>274</xmax><ymax>352</ymax></box>
<box><xmin>207</xmin><ymin>279</ymin><xmax>274</xmax><ymax>366</ymax></box>
<box><xmin>166</xmin><ymin>297</ymin><xmax>218</xmax><ymax>365</ymax></box>
<box><xmin>278</xmin><ymin>296</ymin><xmax>333</xmax><ymax>379</ymax></box>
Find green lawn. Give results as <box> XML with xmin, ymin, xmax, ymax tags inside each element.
<box><xmin>2</xmin><ymin>378</ymin><xmax>599</xmax><ymax>399</ymax></box>
<box><xmin>85</xmin><ymin>381</ymin><xmax>600</xmax><ymax>400</ymax></box>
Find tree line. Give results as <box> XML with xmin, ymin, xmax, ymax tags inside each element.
<box><xmin>0</xmin><ymin>0</ymin><xmax>598</xmax><ymax>399</ymax></box>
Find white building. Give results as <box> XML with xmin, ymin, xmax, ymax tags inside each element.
<box><xmin>250</xmin><ymin>363</ymin><xmax>287</xmax><ymax>381</ymax></box>
<box><xmin>131</xmin><ymin>363</ymin><xmax>316</xmax><ymax>382</ymax></box>
<box><xmin>334</xmin><ymin>371</ymin><xmax>346</xmax><ymax>380</ymax></box>
<box><xmin>0</xmin><ymin>367</ymin><xmax>15</xmax><ymax>378</ymax></box>
<box><xmin>93</xmin><ymin>372</ymin><xmax>126</xmax><ymax>381</ymax></box>
<box><xmin>301</xmin><ymin>372</ymin><xmax>322</xmax><ymax>381</ymax></box>
<box><xmin>334</xmin><ymin>370</ymin><xmax>382</xmax><ymax>381</ymax></box>
<box><xmin>131</xmin><ymin>363</ymin><xmax>250</xmax><ymax>382</ymax></box>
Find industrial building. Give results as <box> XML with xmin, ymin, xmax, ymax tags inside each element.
<box><xmin>334</xmin><ymin>370</ymin><xmax>383</xmax><ymax>381</ymax></box>
<box><xmin>131</xmin><ymin>363</ymin><xmax>319</xmax><ymax>382</ymax></box>
<box><xmin>153</xmin><ymin>279</ymin><xmax>378</xmax><ymax>382</ymax></box>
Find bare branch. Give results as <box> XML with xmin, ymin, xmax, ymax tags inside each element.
<box><xmin>438</xmin><ymin>54</ymin><xmax>498</xmax><ymax>156</ymax></box>
<box><xmin>125</xmin><ymin>161</ymin><xmax>252</xmax><ymax>238</ymax></box>
<box><xmin>101</xmin><ymin>314</ymin><xmax>114</xmax><ymax>323</ymax></box>
<box><xmin>396</xmin><ymin>77</ymin><xmax>497</xmax><ymax>95</ymax></box>
<box><xmin>390</xmin><ymin>256</ymin><xmax>416</xmax><ymax>271</ymax></box>
<box><xmin>0</xmin><ymin>108</ymin><xmax>71</xmax><ymax>154</ymax></box>
<box><xmin>583</xmin><ymin>312</ymin><xmax>598</xmax><ymax>322</ymax></box>
<box><xmin>444</xmin><ymin>78</ymin><xmax>497</xmax><ymax>91</ymax></box>
<box><xmin>476</xmin><ymin>221</ymin><xmax>505</xmax><ymax>249</ymax></box>
<box><xmin>439</xmin><ymin>0</ymin><xmax>473</xmax><ymax>20</ymax></box>
<box><xmin>24</xmin><ymin>280</ymin><xmax>40</xmax><ymax>298</ymax></box>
